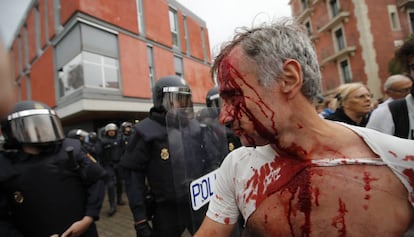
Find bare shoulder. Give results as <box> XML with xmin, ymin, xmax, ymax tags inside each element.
<box><xmin>194</xmin><ymin>217</ymin><xmax>235</xmax><ymax>237</ymax></box>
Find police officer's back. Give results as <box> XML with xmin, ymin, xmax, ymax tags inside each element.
<box><xmin>0</xmin><ymin>100</ymin><xmax>106</xmax><ymax>237</ymax></box>
<box><xmin>121</xmin><ymin>75</ymin><xmax>214</xmax><ymax>237</ymax></box>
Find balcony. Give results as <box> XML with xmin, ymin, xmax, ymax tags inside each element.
<box><xmin>296</xmin><ymin>7</ymin><xmax>314</xmax><ymax>23</ymax></box>
<box><xmin>320</xmin><ymin>46</ymin><xmax>356</xmax><ymax>66</ymax></box>
<box><xmin>398</xmin><ymin>0</ymin><xmax>414</xmax><ymax>8</ymax></box>
<box><xmin>318</xmin><ymin>11</ymin><xmax>350</xmax><ymax>33</ymax></box>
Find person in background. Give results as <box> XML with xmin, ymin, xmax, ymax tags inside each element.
<box><xmin>100</xmin><ymin>123</ymin><xmax>124</xmax><ymax>217</ymax></box>
<box><xmin>325</xmin><ymin>82</ymin><xmax>372</xmax><ymax>126</ymax></box>
<box><xmin>379</xmin><ymin>74</ymin><xmax>412</xmax><ymax>106</ymax></box>
<box><xmin>366</xmin><ymin>41</ymin><xmax>414</xmax><ymax>139</ymax></box>
<box><xmin>119</xmin><ymin>121</ymin><xmax>134</xmax><ymax>155</ymax></box>
<box><xmin>0</xmin><ymin>100</ymin><xmax>106</xmax><ymax>236</ymax></box>
<box><xmin>193</xmin><ymin>18</ymin><xmax>414</xmax><ymax>237</ymax></box>
<box><xmin>318</xmin><ymin>95</ymin><xmax>337</xmax><ymax>118</ymax></box>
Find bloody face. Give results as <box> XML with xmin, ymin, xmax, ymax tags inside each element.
<box><xmin>217</xmin><ymin>47</ymin><xmax>279</xmax><ymax>147</ymax></box>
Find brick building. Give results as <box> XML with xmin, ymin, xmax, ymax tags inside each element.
<box><xmin>8</xmin><ymin>0</ymin><xmax>214</xmax><ymax>132</ymax></box>
<box><xmin>290</xmin><ymin>0</ymin><xmax>414</xmax><ymax>98</ymax></box>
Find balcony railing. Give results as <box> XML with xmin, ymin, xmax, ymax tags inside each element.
<box><xmin>398</xmin><ymin>0</ymin><xmax>414</xmax><ymax>8</ymax></box>
<box><xmin>318</xmin><ymin>11</ymin><xmax>350</xmax><ymax>33</ymax></box>
<box><xmin>320</xmin><ymin>46</ymin><xmax>357</xmax><ymax>66</ymax></box>
<box><xmin>296</xmin><ymin>7</ymin><xmax>314</xmax><ymax>23</ymax></box>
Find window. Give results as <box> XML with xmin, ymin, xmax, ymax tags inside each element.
<box><xmin>23</xmin><ymin>25</ymin><xmax>29</xmax><ymax>67</ymax></box>
<box><xmin>410</xmin><ymin>12</ymin><xmax>414</xmax><ymax>33</ymax></box>
<box><xmin>147</xmin><ymin>46</ymin><xmax>155</xmax><ymax>89</ymax></box>
<box><xmin>56</xmin><ymin>23</ymin><xmax>119</xmax><ymax>98</ymax></box>
<box><xmin>183</xmin><ymin>15</ymin><xmax>190</xmax><ymax>55</ymax></box>
<box><xmin>388</xmin><ymin>5</ymin><xmax>401</xmax><ymax>31</ymax></box>
<box><xmin>58</xmin><ymin>52</ymin><xmax>119</xmax><ymax>96</ymax></box>
<box><xmin>17</xmin><ymin>36</ymin><xmax>23</xmax><ymax>75</ymax></box>
<box><xmin>305</xmin><ymin>21</ymin><xmax>312</xmax><ymax>36</ymax></box>
<box><xmin>329</xmin><ymin>0</ymin><xmax>340</xmax><ymax>17</ymax></box>
<box><xmin>174</xmin><ymin>55</ymin><xmax>183</xmax><ymax>77</ymax></box>
<box><xmin>169</xmin><ymin>8</ymin><xmax>180</xmax><ymax>49</ymax></box>
<box><xmin>301</xmin><ymin>0</ymin><xmax>308</xmax><ymax>11</ymax></box>
<box><xmin>340</xmin><ymin>60</ymin><xmax>351</xmax><ymax>83</ymax></box>
<box><xmin>136</xmin><ymin>0</ymin><xmax>145</xmax><ymax>35</ymax></box>
<box><xmin>35</xmin><ymin>4</ymin><xmax>41</xmax><ymax>54</ymax></box>
<box><xmin>201</xmin><ymin>27</ymin><xmax>208</xmax><ymax>62</ymax></box>
<box><xmin>334</xmin><ymin>28</ymin><xmax>345</xmax><ymax>51</ymax></box>
<box><xmin>53</xmin><ymin>0</ymin><xmax>62</xmax><ymax>32</ymax></box>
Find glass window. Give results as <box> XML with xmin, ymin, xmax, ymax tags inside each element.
<box><xmin>58</xmin><ymin>51</ymin><xmax>120</xmax><ymax>97</ymax></box>
<box><xmin>174</xmin><ymin>55</ymin><xmax>183</xmax><ymax>77</ymax></box>
<box><xmin>136</xmin><ymin>0</ymin><xmax>145</xmax><ymax>35</ymax></box>
<box><xmin>305</xmin><ymin>21</ymin><xmax>312</xmax><ymax>36</ymax></box>
<box><xmin>388</xmin><ymin>5</ymin><xmax>400</xmax><ymax>31</ymax></box>
<box><xmin>340</xmin><ymin>60</ymin><xmax>352</xmax><ymax>83</ymax></box>
<box><xmin>329</xmin><ymin>0</ymin><xmax>340</xmax><ymax>17</ymax></box>
<box><xmin>301</xmin><ymin>0</ymin><xmax>308</xmax><ymax>11</ymax></box>
<box><xmin>335</xmin><ymin>28</ymin><xmax>345</xmax><ymax>50</ymax></box>
<box><xmin>35</xmin><ymin>4</ymin><xmax>41</xmax><ymax>54</ymax></box>
<box><xmin>169</xmin><ymin>9</ymin><xmax>179</xmax><ymax>48</ymax></box>
<box><xmin>147</xmin><ymin>46</ymin><xmax>155</xmax><ymax>88</ymax></box>
<box><xmin>410</xmin><ymin>12</ymin><xmax>414</xmax><ymax>33</ymax></box>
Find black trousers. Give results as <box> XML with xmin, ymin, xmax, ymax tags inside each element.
<box><xmin>151</xmin><ymin>200</ymin><xmax>207</xmax><ymax>237</ymax></box>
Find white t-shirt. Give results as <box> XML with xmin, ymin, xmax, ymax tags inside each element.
<box><xmin>206</xmin><ymin>123</ymin><xmax>414</xmax><ymax>225</ymax></box>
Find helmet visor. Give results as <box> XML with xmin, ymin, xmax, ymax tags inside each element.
<box><xmin>8</xmin><ymin>109</ymin><xmax>65</xmax><ymax>144</ymax></box>
<box><xmin>162</xmin><ymin>86</ymin><xmax>193</xmax><ymax>111</ymax></box>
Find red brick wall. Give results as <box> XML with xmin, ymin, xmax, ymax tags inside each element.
<box><xmin>78</xmin><ymin>0</ymin><xmax>138</xmax><ymax>34</ymax></box>
<box><xmin>187</xmin><ymin>16</ymin><xmax>204</xmax><ymax>60</ymax></box>
<box><xmin>30</xmin><ymin>47</ymin><xmax>56</xmax><ymax>106</ymax></box>
<box><xmin>60</xmin><ymin>0</ymin><xmax>80</xmax><ymax>26</ymax></box>
<box><xmin>20</xmin><ymin>75</ymin><xmax>28</xmax><ymax>101</ymax></box>
<box><xmin>118</xmin><ymin>33</ymin><xmax>151</xmax><ymax>98</ymax></box>
<box><xmin>47</xmin><ymin>0</ymin><xmax>55</xmax><ymax>39</ymax></box>
<box><xmin>178</xmin><ymin>11</ymin><xmax>187</xmax><ymax>54</ymax></box>
<box><xmin>12</xmin><ymin>40</ymin><xmax>20</xmax><ymax>78</ymax></box>
<box><xmin>144</xmin><ymin>0</ymin><xmax>171</xmax><ymax>47</ymax></box>
<box><xmin>153</xmin><ymin>46</ymin><xmax>175</xmax><ymax>78</ymax></box>
<box><xmin>38</xmin><ymin>1</ymin><xmax>47</xmax><ymax>48</ymax></box>
<box><xmin>183</xmin><ymin>58</ymin><xmax>214</xmax><ymax>104</ymax></box>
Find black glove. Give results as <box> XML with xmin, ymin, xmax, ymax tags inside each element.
<box><xmin>135</xmin><ymin>221</ymin><xmax>152</xmax><ymax>237</ymax></box>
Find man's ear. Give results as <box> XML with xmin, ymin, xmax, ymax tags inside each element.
<box><xmin>280</xmin><ymin>59</ymin><xmax>303</xmax><ymax>98</ymax></box>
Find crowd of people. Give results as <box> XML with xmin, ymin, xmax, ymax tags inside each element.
<box><xmin>1</xmin><ymin>17</ymin><xmax>414</xmax><ymax>237</ymax></box>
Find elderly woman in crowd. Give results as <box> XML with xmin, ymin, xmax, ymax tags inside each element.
<box><xmin>325</xmin><ymin>82</ymin><xmax>372</xmax><ymax>126</ymax></box>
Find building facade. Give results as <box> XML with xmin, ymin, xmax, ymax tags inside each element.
<box><xmin>290</xmin><ymin>0</ymin><xmax>414</xmax><ymax>98</ymax></box>
<box><xmin>8</xmin><ymin>0</ymin><xmax>214</xmax><ymax>132</ymax></box>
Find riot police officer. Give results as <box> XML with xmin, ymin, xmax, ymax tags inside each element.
<box><xmin>100</xmin><ymin>123</ymin><xmax>124</xmax><ymax>217</ymax></box>
<box><xmin>121</xmin><ymin>75</ymin><xmax>218</xmax><ymax>237</ymax></box>
<box><xmin>119</xmin><ymin>121</ymin><xmax>133</xmax><ymax>155</ymax></box>
<box><xmin>0</xmin><ymin>100</ymin><xmax>106</xmax><ymax>237</ymax></box>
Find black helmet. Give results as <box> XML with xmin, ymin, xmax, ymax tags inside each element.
<box><xmin>152</xmin><ymin>75</ymin><xmax>193</xmax><ymax>112</ymax></box>
<box><xmin>88</xmin><ymin>131</ymin><xmax>98</xmax><ymax>142</ymax></box>
<box><xmin>1</xmin><ymin>100</ymin><xmax>65</xmax><ymax>147</ymax></box>
<box><xmin>67</xmin><ymin>129</ymin><xmax>88</xmax><ymax>140</ymax></box>
<box><xmin>206</xmin><ymin>86</ymin><xmax>220</xmax><ymax>108</ymax></box>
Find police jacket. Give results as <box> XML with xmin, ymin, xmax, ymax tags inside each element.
<box><xmin>100</xmin><ymin>136</ymin><xmax>122</xmax><ymax>165</ymax></box>
<box><xmin>0</xmin><ymin>138</ymin><xmax>106</xmax><ymax>237</ymax></box>
<box><xmin>120</xmin><ymin>108</ymin><xmax>213</xmax><ymax>222</ymax></box>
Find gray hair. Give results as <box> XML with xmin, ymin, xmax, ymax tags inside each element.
<box><xmin>212</xmin><ymin>18</ymin><xmax>322</xmax><ymax>102</ymax></box>
<box><xmin>383</xmin><ymin>74</ymin><xmax>411</xmax><ymax>91</ymax></box>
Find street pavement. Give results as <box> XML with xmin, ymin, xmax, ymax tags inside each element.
<box><xmin>96</xmin><ymin>193</ymin><xmax>191</xmax><ymax>237</ymax></box>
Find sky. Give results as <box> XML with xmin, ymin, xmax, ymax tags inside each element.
<box><xmin>0</xmin><ymin>0</ymin><xmax>292</xmax><ymax>55</ymax></box>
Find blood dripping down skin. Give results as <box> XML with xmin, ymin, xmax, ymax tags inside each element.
<box><xmin>215</xmin><ymin>51</ymin><xmax>359</xmax><ymax>237</ymax></box>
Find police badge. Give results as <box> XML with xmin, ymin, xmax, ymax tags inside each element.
<box><xmin>13</xmin><ymin>191</ymin><xmax>24</xmax><ymax>204</ymax></box>
<box><xmin>160</xmin><ymin>148</ymin><xmax>169</xmax><ymax>160</ymax></box>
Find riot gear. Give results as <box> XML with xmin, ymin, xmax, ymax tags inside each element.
<box><xmin>206</xmin><ymin>86</ymin><xmax>220</xmax><ymax>108</ymax></box>
<box><xmin>67</xmin><ymin>129</ymin><xmax>88</xmax><ymax>141</ymax></box>
<box><xmin>104</xmin><ymin>123</ymin><xmax>118</xmax><ymax>134</ymax></box>
<box><xmin>121</xmin><ymin>121</ymin><xmax>133</xmax><ymax>135</ymax></box>
<box><xmin>1</xmin><ymin>100</ymin><xmax>65</xmax><ymax>149</ymax></box>
<box><xmin>152</xmin><ymin>75</ymin><xmax>193</xmax><ymax>114</ymax></box>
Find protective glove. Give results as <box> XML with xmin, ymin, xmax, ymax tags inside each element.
<box><xmin>134</xmin><ymin>221</ymin><xmax>152</xmax><ymax>237</ymax></box>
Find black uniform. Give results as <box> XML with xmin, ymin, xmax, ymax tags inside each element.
<box><xmin>0</xmin><ymin>138</ymin><xmax>106</xmax><ymax>237</ymax></box>
<box><xmin>121</xmin><ymin>107</ymin><xmax>216</xmax><ymax>237</ymax></box>
<box><xmin>100</xmin><ymin>131</ymin><xmax>123</xmax><ymax>214</ymax></box>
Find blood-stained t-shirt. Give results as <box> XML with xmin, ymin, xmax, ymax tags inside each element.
<box><xmin>206</xmin><ymin>123</ymin><xmax>414</xmax><ymax>225</ymax></box>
